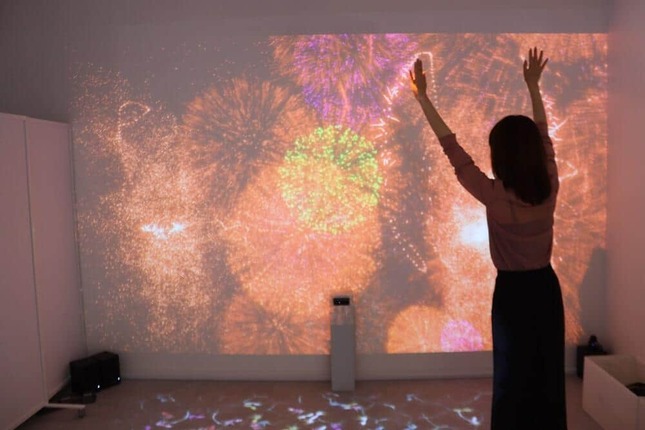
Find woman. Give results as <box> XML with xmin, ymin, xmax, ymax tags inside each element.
<box><xmin>410</xmin><ymin>48</ymin><xmax>567</xmax><ymax>429</ymax></box>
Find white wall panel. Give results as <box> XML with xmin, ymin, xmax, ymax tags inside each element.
<box><xmin>0</xmin><ymin>113</ymin><xmax>46</xmax><ymax>430</ymax></box>
<box><xmin>0</xmin><ymin>113</ymin><xmax>84</xmax><ymax>429</ymax></box>
<box><xmin>26</xmin><ymin>118</ymin><xmax>86</xmax><ymax>398</ymax></box>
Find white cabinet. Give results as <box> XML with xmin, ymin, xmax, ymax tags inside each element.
<box><xmin>0</xmin><ymin>113</ymin><xmax>86</xmax><ymax>430</ymax></box>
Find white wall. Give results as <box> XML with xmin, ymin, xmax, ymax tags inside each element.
<box><xmin>607</xmin><ymin>0</ymin><xmax>645</xmax><ymax>362</ymax></box>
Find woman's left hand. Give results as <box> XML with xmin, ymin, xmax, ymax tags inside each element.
<box><xmin>409</xmin><ymin>58</ymin><xmax>427</xmax><ymax>99</ymax></box>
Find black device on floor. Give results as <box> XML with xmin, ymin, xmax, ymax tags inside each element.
<box><xmin>70</xmin><ymin>351</ymin><xmax>121</xmax><ymax>394</ymax></box>
<box><xmin>627</xmin><ymin>382</ymin><xmax>645</xmax><ymax>396</ymax></box>
<box><xmin>576</xmin><ymin>335</ymin><xmax>606</xmax><ymax>378</ymax></box>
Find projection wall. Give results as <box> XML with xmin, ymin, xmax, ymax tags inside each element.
<box><xmin>74</xmin><ymin>33</ymin><xmax>606</xmax><ymax>356</ymax></box>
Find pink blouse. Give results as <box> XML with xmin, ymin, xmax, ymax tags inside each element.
<box><xmin>438</xmin><ymin>123</ymin><xmax>559</xmax><ymax>271</ymax></box>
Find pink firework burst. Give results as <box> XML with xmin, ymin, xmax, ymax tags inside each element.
<box><xmin>270</xmin><ymin>34</ymin><xmax>419</xmax><ymax>131</ymax></box>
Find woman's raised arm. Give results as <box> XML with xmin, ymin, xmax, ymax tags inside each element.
<box><xmin>523</xmin><ymin>47</ymin><xmax>549</xmax><ymax>126</ymax></box>
<box><xmin>410</xmin><ymin>59</ymin><xmax>453</xmax><ymax>139</ymax></box>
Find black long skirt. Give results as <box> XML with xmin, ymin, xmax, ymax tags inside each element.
<box><xmin>491</xmin><ymin>264</ymin><xmax>567</xmax><ymax>430</ymax></box>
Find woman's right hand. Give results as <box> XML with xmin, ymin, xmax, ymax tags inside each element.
<box><xmin>523</xmin><ymin>47</ymin><xmax>548</xmax><ymax>87</ymax></box>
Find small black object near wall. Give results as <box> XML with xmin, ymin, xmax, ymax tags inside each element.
<box><xmin>576</xmin><ymin>335</ymin><xmax>606</xmax><ymax>378</ymax></box>
<box><xmin>626</xmin><ymin>382</ymin><xmax>645</xmax><ymax>396</ymax></box>
<box><xmin>70</xmin><ymin>351</ymin><xmax>121</xmax><ymax>394</ymax></box>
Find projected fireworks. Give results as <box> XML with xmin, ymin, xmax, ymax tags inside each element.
<box><xmin>221</xmin><ymin>163</ymin><xmax>380</xmax><ymax>322</ymax></box>
<box><xmin>74</xmin><ymin>33</ymin><xmax>607</xmax><ymax>354</ymax></box>
<box><xmin>271</xmin><ymin>34</ymin><xmax>419</xmax><ymax>131</ymax></box>
<box><xmin>182</xmin><ymin>78</ymin><xmax>317</xmax><ymax>211</ymax></box>
<box><xmin>279</xmin><ymin>126</ymin><xmax>382</xmax><ymax>234</ymax></box>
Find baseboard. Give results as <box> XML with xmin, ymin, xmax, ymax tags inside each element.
<box><xmin>115</xmin><ymin>346</ymin><xmax>579</xmax><ymax>381</ymax></box>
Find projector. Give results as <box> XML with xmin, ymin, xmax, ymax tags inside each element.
<box><xmin>332</xmin><ymin>296</ymin><xmax>351</xmax><ymax>306</ymax></box>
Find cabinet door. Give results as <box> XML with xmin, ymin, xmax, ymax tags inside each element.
<box><xmin>0</xmin><ymin>113</ymin><xmax>46</xmax><ymax>430</ymax></box>
<box><xmin>26</xmin><ymin>118</ymin><xmax>86</xmax><ymax>398</ymax></box>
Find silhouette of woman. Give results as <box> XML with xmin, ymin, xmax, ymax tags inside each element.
<box><xmin>410</xmin><ymin>48</ymin><xmax>567</xmax><ymax>430</ymax></box>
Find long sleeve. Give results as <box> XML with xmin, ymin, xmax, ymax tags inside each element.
<box><xmin>437</xmin><ymin>127</ymin><xmax>558</xmax><ymax>271</ymax></box>
<box><xmin>536</xmin><ymin>122</ymin><xmax>559</xmax><ymax>196</ymax></box>
<box><xmin>438</xmin><ymin>133</ymin><xmax>495</xmax><ymax>205</ymax></box>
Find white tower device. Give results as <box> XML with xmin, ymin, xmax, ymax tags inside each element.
<box><xmin>331</xmin><ymin>295</ymin><xmax>355</xmax><ymax>391</ymax></box>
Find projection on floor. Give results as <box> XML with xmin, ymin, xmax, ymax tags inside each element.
<box><xmin>74</xmin><ymin>34</ymin><xmax>607</xmax><ymax>355</ymax></box>
<box><xmin>136</xmin><ymin>384</ymin><xmax>490</xmax><ymax>429</ymax></box>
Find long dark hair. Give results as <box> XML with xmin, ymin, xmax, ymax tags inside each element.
<box><xmin>489</xmin><ymin>115</ymin><xmax>551</xmax><ymax>205</ymax></box>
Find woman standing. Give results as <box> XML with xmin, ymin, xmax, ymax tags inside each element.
<box><xmin>410</xmin><ymin>48</ymin><xmax>567</xmax><ymax>429</ymax></box>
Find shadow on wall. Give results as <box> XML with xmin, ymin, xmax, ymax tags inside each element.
<box><xmin>578</xmin><ymin>247</ymin><xmax>607</xmax><ymax>346</ymax></box>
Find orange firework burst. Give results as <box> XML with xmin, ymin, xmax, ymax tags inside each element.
<box><xmin>387</xmin><ymin>305</ymin><xmax>486</xmax><ymax>353</ymax></box>
<box><xmin>182</xmin><ymin>77</ymin><xmax>317</xmax><ymax>211</ymax></box>
<box><xmin>387</xmin><ymin>305</ymin><xmax>446</xmax><ymax>353</ymax></box>
<box><xmin>219</xmin><ymin>293</ymin><xmax>329</xmax><ymax>354</ymax></box>
<box><xmin>221</xmin><ymin>163</ymin><xmax>381</xmax><ymax>323</ymax></box>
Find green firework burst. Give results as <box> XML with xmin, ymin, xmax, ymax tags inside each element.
<box><xmin>279</xmin><ymin>126</ymin><xmax>383</xmax><ymax>234</ymax></box>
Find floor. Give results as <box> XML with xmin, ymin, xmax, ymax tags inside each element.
<box><xmin>18</xmin><ymin>376</ymin><xmax>601</xmax><ymax>430</ymax></box>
